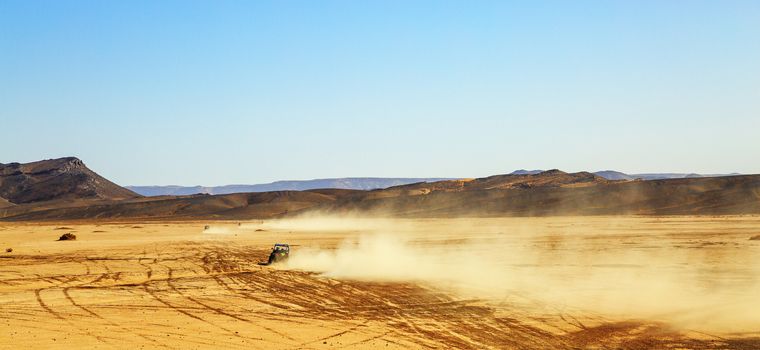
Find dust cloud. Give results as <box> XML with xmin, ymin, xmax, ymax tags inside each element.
<box><xmin>202</xmin><ymin>226</ymin><xmax>232</xmax><ymax>234</ymax></box>
<box><xmin>279</xmin><ymin>216</ymin><xmax>760</xmax><ymax>333</ymax></box>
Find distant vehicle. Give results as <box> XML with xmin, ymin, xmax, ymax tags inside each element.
<box><xmin>258</xmin><ymin>243</ymin><xmax>290</xmax><ymax>266</ymax></box>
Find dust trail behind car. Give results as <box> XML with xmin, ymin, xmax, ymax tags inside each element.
<box><xmin>278</xmin><ymin>216</ymin><xmax>760</xmax><ymax>334</ymax></box>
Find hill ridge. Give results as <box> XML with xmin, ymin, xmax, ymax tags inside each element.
<box><xmin>1</xmin><ymin>157</ymin><xmax>757</xmax><ymax>221</ymax></box>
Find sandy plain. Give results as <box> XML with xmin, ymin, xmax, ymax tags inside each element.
<box><xmin>1</xmin><ymin>216</ymin><xmax>759</xmax><ymax>349</ymax></box>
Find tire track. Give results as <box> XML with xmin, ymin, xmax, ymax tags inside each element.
<box><xmin>33</xmin><ymin>288</ymin><xmax>64</xmax><ymax>320</ymax></box>
<box><xmin>160</xmin><ymin>262</ymin><xmax>283</xmax><ymax>344</ymax></box>
<box><xmin>61</xmin><ymin>265</ymin><xmax>169</xmax><ymax>348</ymax></box>
<box><xmin>336</xmin><ymin>330</ymin><xmax>395</xmax><ymax>348</ymax></box>
<box><xmin>193</xmin><ymin>251</ymin><xmax>302</xmax><ymax>342</ymax></box>
<box><xmin>33</xmin><ymin>287</ymin><xmax>112</xmax><ymax>345</ymax></box>
<box><xmin>138</xmin><ymin>264</ymin><xmax>264</xmax><ymax>345</ymax></box>
<box><xmin>298</xmin><ymin>321</ymin><xmax>369</xmax><ymax>347</ymax></box>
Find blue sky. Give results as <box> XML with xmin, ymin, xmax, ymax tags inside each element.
<box><xmin>1</xmin><ymin>1</ymin><xmax>758</xmax><ymax>186</ymax></box>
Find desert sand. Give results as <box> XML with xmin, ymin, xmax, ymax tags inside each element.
<box><xmin>1</xmin><ymin>216</ymin><xmax>759</xmax><ymax>349</ymax></box>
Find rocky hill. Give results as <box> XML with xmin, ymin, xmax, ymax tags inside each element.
<box><xmin>0</xmin><ymin>157</ymin><xmax>140</xmax><ymax>204</ymax></box>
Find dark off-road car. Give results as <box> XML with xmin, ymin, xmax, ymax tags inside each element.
<box><xmin>258</xmin><ymin>243</ymin><xmax>289</xmax><ymax>266</ymax></box>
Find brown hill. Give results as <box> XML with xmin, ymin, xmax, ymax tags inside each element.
<box><xmin>377</xmin><ymin>170</ymin><xmax>609</xmax><ymax>195</ymax></box>
<box><xmin>315</xmin><ymin>174</ymin><xmax>760</xmax><ymax>217</ymax></box>
<box><xmin>0</xmin><ymin>189</ymin><xmax>362</xmax><ymax>221</ymax></box>
<box><xmin>0</xmin><ymin>157</ymin><xmax>140</xmax><ymax>204</ymax></box>
<box><xmin>334</xmin><ymin>170</ymin><xmax>611</xmax><ymax>204</ymax></box>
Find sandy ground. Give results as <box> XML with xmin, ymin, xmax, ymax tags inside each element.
<box><xmin>1</xmin><ymin>216</ymin><xmax>759</xmax><ymax>349</ymax></box>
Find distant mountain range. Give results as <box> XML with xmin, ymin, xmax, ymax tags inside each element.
<box><xmin>127</xmin><ymin>171</ymin><xmax>741</xmax><ymax>196</ymax></box>
<box><xmin>126</xmin><ymin>178</ymin><xmax>455</xmax><ymax>196</ymax></box>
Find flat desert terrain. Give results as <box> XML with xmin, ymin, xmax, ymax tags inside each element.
<box><xmin>1</xmin><ymin>216</ymin><xmax>759</xmax><ymax>349</ymax></box>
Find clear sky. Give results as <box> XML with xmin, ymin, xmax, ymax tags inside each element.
<box><xmin>1</xmin><ymin>1</ymin><xmax>758</xmax><ymax>186</ymax></box>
